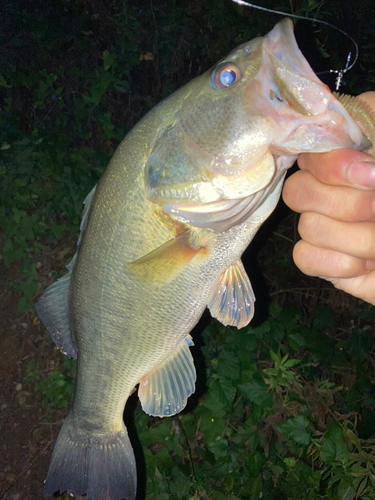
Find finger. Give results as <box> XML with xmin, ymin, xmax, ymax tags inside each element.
<box><xmin>298</xmin><ymin>90</ymin><xmax>375</xmax><ymax>190</ymax></box>
<box><xmin>283</xmin><ymin>170</ymin><xmax>375</xmax><ymax>221</ymax></box>
<box><xmin>297</xmin><ymin>149</ymin><xmax>375</xmax><ymax>190</ymax></box>
<box><xmin>324</xmin><ymin>273</ymin><xmax>375</xmax><ymax>306</ymax></box>
<box><xmin>358</xmin><ymin>91</ymin><xmax>375</xmax><ymax>111</ymax></box>
<box><xmin>292</xmin><ymin>240</ymin><xmax>375</xmax><ymax>279</ymax></box>
<box><xmin>298</xmin><ymin>212</ymin><xmax>375</xmax><ymax>261</ymax></box>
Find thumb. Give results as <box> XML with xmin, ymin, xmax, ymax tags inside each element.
<box><xmin>297</xmin><ymin>91</ymin><xmax>375</xmax><ymax>190</ymax></box>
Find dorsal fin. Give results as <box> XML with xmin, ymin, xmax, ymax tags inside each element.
<box><xmin>35</xmin><ymin>185</ymin><xmax>97</xmax><ymax>358</ymax></box>
<box><xmin>78</xmin><ymin>185</ymin><xmax>97</xmax><ymax>245</ymax></box>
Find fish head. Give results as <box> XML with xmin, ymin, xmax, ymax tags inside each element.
<box><xmin>146</xmin><ymin>19</ymin><xmax>369</xmax><ymax>230</ymax></box>
<box><xmin>174</xmin><ymin>18</ymin><xmax>367</xmax><ymax>176</ymax></box>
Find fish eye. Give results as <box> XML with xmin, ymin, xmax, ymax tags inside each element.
<box><xmin>212</xmin><ymin>64</ymin><xmax>241</xmax><ymax>89</ymax></box>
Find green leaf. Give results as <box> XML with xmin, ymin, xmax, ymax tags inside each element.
<box><xmin>287</xmin><ymin>331</ymin><xmax>307</xmax><ymax>350</ymax></box>
<box><xmin>3</xmin><ymin>240</ymin><xmax>25</xmax><ymax>265</ymax></box>
<box><xmin>270</xmin><ymin>350</ymin><xmax>280</xmax><ymax>363</ymax></box>
<box><xmin>51</xmin><ymin>222</ymin><xmax>67</xmax><ymax>239</ymax></box>
<box><xmin>23</xmin><ymin>360</ymin><xmax>40</xmax><ymax>383</ymax></box>
<box><xmin>269</xmin><ymin>301</ymin><xmax>283</xmax><ymax>318</ymax></box>
<box><xmin>283</xmin><ymin>457</ymin><xmax>297</xmax><ymax>468</ymax></box>
<box><xmin>248</xmin><ymin>320</ymin><xmax>270</xmax><ymax>338</ymax></box>
<box><xmin>207</xmin><ymin>436</ymin><xmax>228</xmax><ymax>459</ymax></box>
<box><xmin>239</xmin><ymin>373</ymin><xmax>273</xmax><ymax>407</ymax></box>
<box><xmin>338</xmin><ymin>475</ymin><xmax>356</xmax><ymax>500</ymax></box>
<box><xmin>320</xmin><ymin>420</ymin><xmax>349</xmax><ymax>464</ymax></box>
<box><xmin>203</xmin><ymin>379</ymin><xmax>226</xmax><ymax>413</ymax></box>
<box><xmin>283</xmin><ymin>358</ymin><xmax>301</xmax><ymax>368</ymax></box>
<box><xmin>277</xmin><ymin>416</ymin><xmax>311</xmax><ymax>445</ymax></box>
<box><xmin>217</xmin><ymin>376</ymin><xmax>236</xmax><ymax>406</ymax></box>
<box><xmin>103</xmin><ymin>50</ymin><xmax>116</xmax><ymax>71</ymax></box>
<box><xmin>36</xmin><ymin>370</ymin><xmax>74</xmax><ymax>408</ymax></box>
<box><xmin>0</xmin><ymin>74</ymin><xmax>11</xmax><ymax>88</ymax></box>
<box><xmin>290</xmin><ymin>429</ymin><xmax>311</xmax><ymax>445</ymax></box>
<box><xmin>313</xmin><ymin>304</ymin><xmax>335</xmax><ymax>330</ymax></box>
<box><xmin>217</xmin><ymin>351</ymin><xmax>240</xmax><ymax>382</ymax></box>
<box><xmin>248</xmin><ymin>474</ymin><xmax>262</xmax><ymax>498</ymax></box>
<box><xmin>247</xmin><ymin>452</ymin><xmax>265</xmax><ymax>477</ymax></box>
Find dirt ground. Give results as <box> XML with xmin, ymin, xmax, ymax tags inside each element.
<box><xmin>0</xmin><ymin>240</ymin><xmax>74</xmax><ymax>500</ymax></box>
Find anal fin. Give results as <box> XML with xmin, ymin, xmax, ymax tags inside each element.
<box><xmin>138</xmin><ymin>337</ymin><xmax>196</xmax><ymax>417</ymax></box>
<box><xmin>208</xmin><ymin>260</ymin><xmax>255</xmax><ymax>329</ymax></box>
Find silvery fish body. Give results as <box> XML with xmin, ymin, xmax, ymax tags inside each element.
<box><xmin>36</xmin><ymin>19</ymin><xmax>371</xmax><ymax>500</ymax></box>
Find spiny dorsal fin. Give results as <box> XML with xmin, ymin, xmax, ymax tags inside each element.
<box><xmin>208</xmin><ymin>260</ymin><xmax>255</xmax><ymax>329</ymax></box>
<box><xmin>138</xmin><ymin>336</ymin><xmax>196</xmax><ymax>417</ymax></box>
<box><xmin>78</xmin><ymin>185</ymin><xmax>97</xmax><ymax>246</ymax></box>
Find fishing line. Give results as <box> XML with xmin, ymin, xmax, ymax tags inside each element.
<box><xmin>232</xmin><ymin>0</ymin><xmax>359</xmax><ymax>90</ymax></box>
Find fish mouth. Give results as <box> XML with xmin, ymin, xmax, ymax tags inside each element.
<box><xmin>265</xmin><ymin>18</ymin><xmax>323</xmax><ymax>84</ymax></box>
<box><xmin>160</xmin><ymin>20</ymin><xmax>368</xmax><ymax>233</ymax></box>
<box><xmin>261</xmin><ymin>19</ymin><xmax>365</xmax><ymax>149</ymax></box>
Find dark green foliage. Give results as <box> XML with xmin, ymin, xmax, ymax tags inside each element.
<box><xmin>135</xmin><ymin>303</ymin><xmax>375</xmax><ymax>499</ymax></box>
<box><xmin>24</xmin><ymin>358</ymin><xmax>76</xmax><ymax>408</ymax></box>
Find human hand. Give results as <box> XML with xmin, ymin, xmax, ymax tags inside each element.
<box><xmin>282</xmin><ymin>91</ymin><xmax>375</xmax><ymax>305</ymax></box>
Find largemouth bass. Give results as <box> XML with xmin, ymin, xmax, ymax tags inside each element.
<box><xmin>36</xmin><ymin>19</ymin><xmax>374</xmax><ymax>500</ymax></box>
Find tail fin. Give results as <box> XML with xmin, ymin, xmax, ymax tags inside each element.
<box><xmin>44</xmin><ymin>414</ymin><xmax>136</xmax><ymax>500</ymax></box>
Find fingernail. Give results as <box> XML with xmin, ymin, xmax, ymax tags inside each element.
<box><xmin>347</xmin><ymin>160</ymin><xmax>375</xmax><ymax>189</ymax></box>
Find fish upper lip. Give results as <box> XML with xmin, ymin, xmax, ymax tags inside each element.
<box><xmin>265</xmin><ymin>18</ymin><xmax>322</xmax><ymax>83</ymax></box>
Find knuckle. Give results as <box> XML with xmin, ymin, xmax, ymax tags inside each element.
<box><xmin>359</xmin><ymin>225</ymin><xmax>375</xmax><ymax>258</ymax></box>
<box><xmin>298</xmin><ymin>212</ymin><xmax>326</xmax><ymax>243</ymax></box>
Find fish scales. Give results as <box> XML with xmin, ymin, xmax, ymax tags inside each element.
<box><xmin>36</xmin><ymin>19</ymin><xmax>374</xmax><ymax>500</ymax></box>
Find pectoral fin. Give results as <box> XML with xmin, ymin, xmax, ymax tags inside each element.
<box><xmin>138</xmin><ymin>337</ymin><xmax>196</xmax><ymax>417</ymax></box>
<box><xmin>128</xmin><ymin>232</ymin><xmax>206</xmax><ymax>282</ymax></box>
<box><xmin>208</xmin><ymin>260</ymin><xmax>255</xmax><ymax>329</ymax></box>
